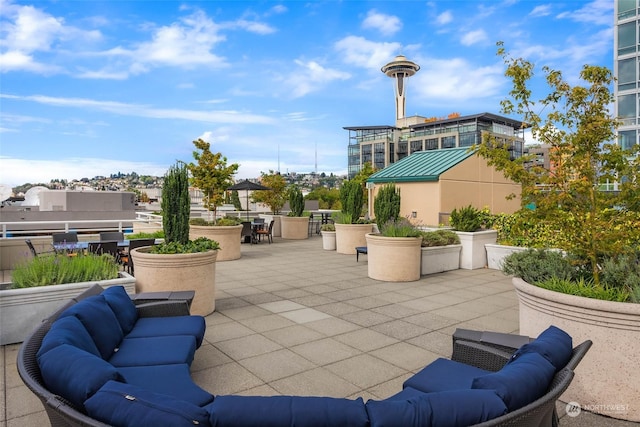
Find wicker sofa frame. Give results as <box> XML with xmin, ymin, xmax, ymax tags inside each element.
<box><xmin>17</xmin><ymin>284</ymin><xmax>591</xmax><ymax>427</ymax></box>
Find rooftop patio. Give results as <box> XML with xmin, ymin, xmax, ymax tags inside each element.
<box><xmin>1</xmin><ymin>235</ymin><xmax>634</xmax><ymax>426</ymax></box>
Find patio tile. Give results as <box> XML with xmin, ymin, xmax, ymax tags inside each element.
<box><xmin>291</xmin><ymin>338</ymin><xmax>361</xmax><ymax>365</ymax></box>
<box><xmin>333</xmin><ymin>329</ymin><xmax>399</xmax><ymax>352</ymax></box>
<box><xmin>191</xmin><ymin>343</ymin><xmax>233</xmax><ymax>371</ymax></box>
<box><xmin>304</xmin><ymin>317</ymin><xmax>361</xmax><ymax>336</ymax></box>
<box><xmin>429</xmin><ymin>306</ymin><xmax>484</xmax><ymax>322</ymax></box>
<box><xmin>326</xmin><ymin>355</ymin><xmax>407</xmax><ymax>389</ymax></box>
<box><xmin>339</xmin><ymin>310</ymin><xmax>394</xmax><ymax>327</ymax></box>
<box><xmin>366</xmin><ymin>372</ymin><xmax>414</xmax><ymax>400</ymax></box>
<box><xmin>262</xmin><ymin>324</ymin><xmax>325</xmax><ymax>347</ymax></box>
<box><xmin>370</xmin><ymin>342</ymin><xmax>440</xmax><ymax>371</ymax></box>
<box><xmin>371</xmin><ymin>304</ymin><xmax>422</xmax><ymax>320</ymax></box>
<box><xmin>205</xmin><ymin>321</ymin><xmax>255</xmax><ymax>343</ymax></box>
<box><xmin>403</xmin><ymin>312</ymin><xmax>460</xmax><ymax>330</ymax></box>
<box><xmin>314</xmin><ymin>301</ymin><xmax>362</xmax><ymax>316</ymax></box>
<box><xmin>214</xmin><ymin>334</ymin><xmax>282</xmax><ymax>360</ymax></box>
<box><xmin>6</xmin><ymin>385</ymin><xmax>43</xmax><ymax>419</ymax></box>
<box><xmin>221</xmin><ymin>305</ymin><xmax>272</xmax><ymax>321</ymax></box>
<box><xmin>290</xmin><ymin>294</ymin><xmax>336</xmax><ymax>307</ymax></box>
<box><xmin>270</xmin><ymin>367</ymin><xmax>360</xmax><ymax>398</ymax></box>
<box><xmin>279</xmin><ymin>308</ymin><xmax>333</xmax><ymax>324</ymax></box>
<box><xmin>192</xmin><ymin>362</ymin><xmax>264</xmax><ymax>395</ymax></box>
<box><xmin>239</xmin><ymin>349</ymin><xmax>316</xmax><ymax>382</ymax></box>
<box><xmin>407</xmin><ymin>330</ymin><xmax>454</xmax><ymax>357</ymax></box>
<box><xmin>258</xmin><ymin>300</ymin><xmax>307</xmax><ymax>313</ymax></box>
<box><xmin>238</xmin><ymin>314</ymin><xmax>297</xmax><ymax>332</ymax></box>
<box><xmin>371</xmin><ymin>320</ymin><xmax>427</xmax><ymax>340</ymax></box>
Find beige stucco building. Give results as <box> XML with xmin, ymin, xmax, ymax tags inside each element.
<box><xmin>367</xmin><ymin>147</ymin><xmax>521</xmax><ymax>226</ymax></box>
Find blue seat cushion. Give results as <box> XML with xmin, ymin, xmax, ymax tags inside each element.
<box><xmin>385</xmin><ymin>386</ymin><xmax>427</xmax><ymax>401</ymax></box>
<box><xmin>59</xmin><ymin>295</ymin><xmax>124</xmax><ymax>359</ymax></box>
<box><xmin>207</xmin><ymin>395</ymin><xmax>369</xmax><ymax>427</ymax></box>
<box><xmin>510</xmin><ymin>325</ymin><xmax>573</xmax><ymax>371</ymax></box>
<box><xmin>126</xmin><ymin>315</ymin><xmax>206</xmax><ymax>348</ymax></box>
<box><xmin>403</xmin><ymin>357</ymin><xmax>490</xmax><ymax>392</ymax></box>
<box><xmin>366</xmin><ymin>389</ymin><xmax>507</xmax><ymax>427</ymax></box>
<box><xmin>84</xmin><ymin>380</ymin><xmax>211</xmax><ymax>427</ymax></box>
<box><xmin>102</xmin><ymin>286</ymin><xmax>138</xmax><ymax>334</ymax></box>
<box><xmin>108</xmin><ymin>335</ymin><xmax>197</xmax><ymax>367</ymax></box>
<box><xmin>118</xmin><ymin>364</ymin><xmax>213</xmax><ymax>406</ymax></box>
<box><xmin>38</xmin><ymin>344</ymin><xmax>123</xmax><ymax>409</ymax></box>
<box><xmin>37</xmin><ymin>316</ymin><xmax>100</xmax><ymax>358</ymax></box>
<box><xmin>472</xmin><ymin>352</ymin><xmax>556</xmax><ymax>411</ymax></box>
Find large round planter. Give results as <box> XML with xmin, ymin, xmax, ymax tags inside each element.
<box><xmin>280</xmin><ymin>216</ymin><xmax>309</xmax><ymax>240</ymax></box>
<box><xmin>513</xmin><ymin>277</ymin><xmax>640</xmax><ymax>421</ymax></box>
<box><xmin>335</xmin><ymin>223</ymin><xmax>373</xmax><ymax>255</ymax></box>
<box><xmin>321</xmin><ymin>230</ymin><xmax>336</xmax><ymax>250</ymax></box>
<box><xmin>485</xmin><ymin>243</ymin><xmax>527</xmax><ymax>270</ymax></box>
<box><xmin>421</xmin><ymin>244</ymin><xmax>461</xmax><ymax>275</ymax></box>
<box><xmin>0</xmin><ymin>272</ymin><xmax>136</xmax><ymax>345</ymax></box>
<box><xmin>189</xmin><ymin>224</ymin><xmax>241</xmax><ymax>261</ymax></box>
<box><xmin>131</xmin><ymin>248</ymin><xmax>218</xmax><ymax>316</ymax></box>
<box><xmin>455</xmin><ymin>229</ymin><xmax>497</xmax><ymax>270</ymax></box>
<box><xmin>366</xmin><ymin>233</ymin><xmax>422</xmax><ymax>282</ymax></box>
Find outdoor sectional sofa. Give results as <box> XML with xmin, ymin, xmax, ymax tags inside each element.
<box><xmin>18</xmin><ymin>284</ymin><xmax>592</xmax><ymax>427</ymax></box>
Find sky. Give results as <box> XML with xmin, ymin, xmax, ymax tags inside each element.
<box><xmin>0</xmin><ymin>0</ymin><xmax>614</xmax><ymax>188</ymax></box>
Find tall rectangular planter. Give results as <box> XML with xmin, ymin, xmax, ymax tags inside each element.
<box><xmin>0</xmin><ymin>272</ymin><xmax>135</xmax><ymax>345</ymax></box>
<box><xmin>421</xmin><ymin>245</ymin><xmax>462</xmax><ymax>275</ymax></box>
<box><xmin>456</xmin><ymin>230</ymin><xmax>497</xmax><ymax>270</ymax></box>
<box><xmin>485</xmin><ymin>243</ymin><xmax>527</xmax><ymax>270</ymax></box>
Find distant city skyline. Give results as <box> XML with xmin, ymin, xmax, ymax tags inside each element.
<box><xmin>1</xmin><ymin>0</ymin><xmax>613</xmax><ymax>187</ymax></box>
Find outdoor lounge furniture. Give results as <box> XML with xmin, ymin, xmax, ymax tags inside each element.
<box><xmin>25</xmin><ymin>239</ymin><xmax>56</xmax><ymax>257</ymax></box>
<box><xmin>255</xmin><ymin>220</ymin><xmax>275</xmax><ymax>243</ymax></box>
<box><xmin>18</xmin><ymin>282</ymin><xmax>591</xmax><ymax>427</ymax></box>
<box><xmin>356</xmin><ymin>246</ymin><xmax>367</xmax><ymax>261</ymax></box>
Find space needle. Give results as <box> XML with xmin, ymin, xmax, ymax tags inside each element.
<box><xmin>381</xmin><ymin>55</ymin><xmax>420</xmax><ymax>122</ymax></box>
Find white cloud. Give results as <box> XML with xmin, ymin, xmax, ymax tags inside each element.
<box><xmin>287</xmin><ymin>60</ymin><xmax>350</xmax><ymax>98</ymax></box>
<box><xmin>461</xmin><ymin>29</ymin><xmax>489</xmax><ymax>46</ymax></box>
<box><xmin>334</xmin><ymin>36</ymin><xmax>401</xmax><ymax>69</ymax></box>
<box><xmin>437</xmin><ymin>11</ymin><xmax>453</xmax><ymax>25</ymax></box>
<box><xmin>361</xmin><ymin>10</ymin><xmax>402</xmax><ymax>36</ymax></box>
<box><xmin>232</xmin><ymin>19</ymin><xmax>277</xmax><ymax>35</ymax></box>
<box><xmin>198</xmin><ymin>131</ymin><xmax>212</xmax><ymax>142</ymax></box>
<box><xmin>557</xmin><ymin>0</ymin><xmax>613</xmax><ymax>26</ymax></box>
<box><xmin>529</xmin><ymin>4</ymin><xmax>553</xmax><ymax>17</ymax></box>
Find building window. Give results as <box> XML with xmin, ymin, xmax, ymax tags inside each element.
<box><xmin>618</xmin><ymin>93</ymin><xmax>637</xmax><ymax>125</ymax></box>
<box><xmin>441</xmin><ymin>136</ymin><xmax>456</xmax><ymax>149</ymax></box>
<box><xmin>618</xmin><ymin>21</ymin><xmax>636</xmax><ymax>56</ymax></box>
<box><xmin>618</xmin><ymin>0</ymin><xmax>636</xmax><ymax>19</ymax></box>
<box><xmin>374</xmin><ymin>143</ymin><xmax>385</xmax><ymax>169</ymax></box>
<box><xmin>425</xmin><ymin>138</ymin><xmax>438</xmax><ymax>150</ymax></box>
<box><xmin>459</xmin><ymin>132</ymin><xmax>477</xmax><ymax>147</ymax></box>
<box><xmin>397</xmin><ymin>142</ymin><xmax>408</xmax><ymax>161</ymax></box>
<box><xmin>410</xmin><ymin>140</ymin><xmax>423</xmax><ymax>153</ymax></box>
<box><xmin>618</xmin><ymin>58</ymin><xmax>637</xmax><ymax>91</ymax></box>
<box><xmin>362</xmin><ymin>144</ymin><xmax>372</xmax><ymax>165</ymax></box>
<box><xmin>619</xmin><ymin>130</ymin><xmax>637</xmax><ymax>150</ymax></box>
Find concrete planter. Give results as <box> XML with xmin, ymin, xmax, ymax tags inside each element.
<box><xmin>485</xmin><ymin>243</ymin><xmax>527</xmax><ymax>270</ymax></box>
<box><xmin>131</xmin><ymin>248</ymin><xmax>217</xmax><ymax>316</ymax></box>
<box><xmin>335</xmin><ymin>223</ymin><xmax>373</xmax><ymax>255</ymax></box>
<box><xmin>366</xmin><ymin>233</ymin><xmax>422</xmax><ymax>282</ymax></box>
<box><xmin>189</xmin><ymin>224</ymin><xmax>242</xmax><ymax>261</ymax></box>
<box><xmin>0</xmin><ymin>272</ymin><xmax>135</xmax><ymax>345</ymax></box>
<box><xmin>260</xmin><ymin>214</ymin><xmax>282</xmax><ymax>237</ymax></box>
<box><xmin>280</xmin><ymin>216</ymin><xmax>310</xmax><ymax>240</ymax></box>
<box><xmin>513</xmin><ymin>277</ymin><xmax>640</xmax><ymax>422</ymax></box>
<box><xmin>321</xmin><ymin>231</ymin><xmax>336</xmax><ymax>250</ymax></box>
<box><xmin>421</xmin><ymin>244</ymin><xmax>462</xmax><ymax>275</ymax></box>
<box><xmin>455</xmin><ymin>229</ymin><xmax>497</xmax><ymax>269</ymax></box>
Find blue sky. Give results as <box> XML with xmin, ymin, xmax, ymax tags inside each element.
<box><xmin>0</xmin><ymin>0</ymin><xmax>613</xmax><ymax>187</ymax></box>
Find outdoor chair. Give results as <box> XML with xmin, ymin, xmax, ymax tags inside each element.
<box><xmin>52</xmin><ymin>232</ymin><xmax>78</xmax><ymax>244</ymax></box>
<box><xmin>255</xmin><ymin>220</ymin><xmax>274</xmax><ymax>244</ymax></box>
<box><xmin>122</xmin><ymin>238</ymin><xmax>156</xmax><ymax>275</ymax></box>
<box><xmin>240</xmin><ymin>221</ymin><xmax>253</xmax><ymax>243</ymax></box>
<box><xmin>25</xmin><ymin>239</ymin><xmax>55</xmax><ymax>257</ymax></box>
<box><xmin>88</xmin><ymin>241</ymin><xmax>121</xmax><ymax>265</ymax></box>
<box><xmin>356</xmin><ymin>246</ymin><xmax>367</xmax><ymax>261</ymax></box>
<box><xmin>100</xmin><ymin>231</ymin><xmax>124</xmax><ymax>242</ymax></box>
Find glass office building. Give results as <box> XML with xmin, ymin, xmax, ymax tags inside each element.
<box><xmin>616</xmin><ymin>0</ymin><xmax>640</xmax><ymax>150</ymax></box>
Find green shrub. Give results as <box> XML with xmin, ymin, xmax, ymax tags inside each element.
<box><xmin>537</xmin><ymin>277</ymin><xmax>630</xmax><ymax>302</ymax></box>
<box><xmin>339</xmin><ymin>180</ymin><xmax>364</xmax><ymax>224</ymax></box>
<box><xmin>162</xmin><ymin>162</ymin><xmax>190</xmax><ymax>245</ymax></box>
<box><xmin>320</xmin><ymin>223</ymin><xmax>335</xmax><ymax>232</ymax></box>
<box><xmin>420</xmin><ymin>230</ymin><xmax>460</xmax><ymax>247</ymax></box>
<box><xmin>374</xmin><ymin>183</ymin><xmax>401</xmax><ymax>230</ymax></box>
<box><xmin>449</xmin><ymin>205</ymin><xmax>483</xmax><ymax>232</ymax></box>
<box><xmin>288</xmin><ymin>186</ymin><xmax>305</xmax><ymax>217</ymax></box>
<box><xmin>502</xmin><ymin>249</ymin><xmax>575</xmax><ymax>284</ymax></box>
<box><xmin>600</xmin><ymin>252</ymin><xmax>640</xmax><ymax>299</ymax></box>
<box><xmin>11</xmin><ymin>253</ymin><xmax>119</xmax><ymax>288</ymax></box>
<box><xmin>380</xmin><ymin>218</ymin><xmax>422</xmax><ymax>238</ymax></box>
<box><xmin>189</xmin><ymin>217</ymin><xmax>241</xmax><ymax>226</ymax></box>
<box><xmin>151</xmin><ymin>237</ymin><xmax>220</xmax><ymax>254</ymax></box>
<box><xmin>126</xmin><ymin>231</ymin><xmax>164</xmax><ymax>240</ymax></box>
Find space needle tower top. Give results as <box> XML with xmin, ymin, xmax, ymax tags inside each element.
<box><xmin>381</xmin><ymin>55</ymin><xmax>420</xmax><ymax>122</ymax></box>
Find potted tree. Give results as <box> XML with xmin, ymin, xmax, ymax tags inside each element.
<box><xmin>280</xmin><ymin>185</ymin><xmax>309</xmax><ymax>240</ymax></box>
<box><xmin>420</xmin><ymin>230</ymin><xmax>462</xmax><ymax>275</ymax></box>
<box><xmin>186</xmin><ymin>139</ymin><xmax>242</xmax><ymax>261</ymax></box>
<box><xmin>476</xmin><ymin>43</ymin><xmax>640</xmax><ymax>421</ymax></box>
<box><xmin>334</xmin><ymin>180</ymin><xmax>372</xmax><ymax>254</ymax></box>
<box><xmin>252</xmin><ymin>170</ymin><xmax>287</xmax><ymax>237</ymax></box>
<box><xmin>131</xmin><ymin>161</ymin><xmax>220</xmax><ymax>316</ymax></box>
<box><xmin>449</xmin><ymin>205</ymin><xmax>497</xmax><ymax>270</ymax></box>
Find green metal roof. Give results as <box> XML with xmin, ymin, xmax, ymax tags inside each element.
<box><xmin>367</xmin><ymin>147</ymin><xmax>476</xmax><ymax>183</ymax></box>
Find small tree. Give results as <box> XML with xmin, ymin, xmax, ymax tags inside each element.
<box><xmin>187</xmin><ymin>138</ymin><xmax>239</xmax><ymax>220</ymax></box>
<box><xmin>287</xmin><ymin>185</ymin><xmax>305</xmax><ymax>217</ymax></box>
<box><xmin>476</xmin><ymin>43</ymin><xmax>640</xmax><ymax>285</ymax></box>
<box><xmin>230</xmin><ymin>190</ymin><xmax>242</xmax><ymax>211</ymax></box>
<box><xmin>252</xmin><ymin>170</ymin><xmax>287</xmax><ymax>214</ymax></box>
<box><xmin>374</xmin><ymin>183</ymin><xmax>401</xmax><ymax>230</ymax></box>
<box><xmin>162</xmin><ymin>162</ymin><xmax>190</xmax><ymax>245</ymax></box>
<box><xmin>339</xmin><ymin>180</ymin><xmax>364</xmax><ymax>223</ymax></box>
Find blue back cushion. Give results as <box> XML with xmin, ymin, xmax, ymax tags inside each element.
<box><xmin>403</xmin><ymin>357</ymin><xmax>490</xmax><ymax>393</ymax></box>
<box><xmin>511</xmin><ymin>325</ymin><xmax>573</xmax><ymax>371</ymax></box>
<box><xmin>84</xmin><ymin>380</ymin><xmax>211</xmax><ymax>427</ymax></box>
<box><xmin>472</xmin><ymin>352</ymin><xmax>556</xmax><ymax>411</ymax></box>
<box><xmin>102</xmin><ymin>286</ymin><xmax>138</xmax><ymax>334</ymax></box>
<box><xmin>38</xmin><ymin>344</ymin><xmax>123</xmax><ymax>409</ymax></box>
<box><xmin>366</xmin><ymin>389</ymin><xmax>507</xmax><ymax>427</ymax></box>
<box><xmin>127</xmin><ymin>315</ymin><xmax>206</xmax><ymax>348</ymax></box>
<box><xmin>208</xmin><ymin>395</ymin><xmax>369</xmax><ymax>427</ymax></box>
<box><xmin>59</xmin><ymin>295</ymin><xmax>124</xmax><ymax>359</ymax></box>
<box><xmin>37</xmin><ymin>316</ymin><xmax>100</xmax><ymax>358</ymax></box>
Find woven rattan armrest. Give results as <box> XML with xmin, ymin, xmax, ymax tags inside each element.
<box><xmin>135</xmin><ymin>300</ymin><xmax>191</xmax><ymax>317</ymax></box>
<box><xmin>453</xmin><ymin>328</ymin><xmax>531</xmax><ymax>354</ymax></box>
<box><xmin>451</xmin><ymin>339</ymin><xmax>513</xmax><ymax>372</ymax></box>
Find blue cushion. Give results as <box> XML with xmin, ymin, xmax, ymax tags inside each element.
<box><xmin>84</xmin><ymin>380</ymin><xmax>211</xmax><ymax>427</ymax></box>
<box><xmin>366</xmin><ymin>389</ymin><xmax>507</xmax><ymax>427</ymax></box>
<box><xmin>403</xmin><ymin>357</ymin><xmax>490</xmax><ymax>392</ymax></box>
<box><xmin>108</xmin><ymin>335</ymin><xmax>197</xmax><ymax>367</ymax></box>
<box><xmin>472</xmin><ymin>352</ymin><xmax>556</xmax><ymax>411</ymax></box>
<box><xmin>102</xmin><ymin>286</ymin><xmax>138</xmax><ymax>334</ymax></box>
<box><xmin>385</xmin><ymin>386</ymin><xmax>427</xmax><ymax>401</ymax></box>
<box><xmin>126</xmin><ymin>315</ymin><xmax>206</xmax><ymax>347</ymax></box>
<box><xmin>59</xmin><ymin>295</ymin><xmax>124</xmax><ymax>359</ymax></box>
<box><xmin>207</xmin><ymin>395</ymin><xmax>369</xmax><ymax>427</ymax></box>
<box><xmin>118</xmin><ymin>364</ymin><xmax>213</xmax><ymax>406</ymax></box>
<box><xmin>510</xmin><ymin>325</ymin><xmax>573</xmax><ymax>371</ymax></box>
<box><xmin>37</xmin><ymin>316</ymin><xmax>100</xmax><ymax>358</ymax></box>
<box><xmin>38</xmin><ymin>344</ymin><xmax>123</xmax><ymax>409</ymax></box>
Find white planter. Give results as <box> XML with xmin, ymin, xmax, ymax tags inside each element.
<box><xmin>321</xmin><ymin>231</ymin><xmax>336</xmax><ymax>250</ymax></box>
<box><xmin>513</xmin><ymin>277</ymin><xmax>640</xmax><ymax>422</ymax></box>
<box><xmin>0</xmin><ymin>272</ymin><xmax>136</xmax><ymax>345</ymax></box>
<box><xmin>485</xmin><ymin>243</ymin><xmax>527</xmax><ymax>270</ymax></box>
<box><xmin>455</xmin><ymin>230</ymin><xmax>497</xmax><ymax>270</ymax></box>
<box><xmin>421</xmin><ymin>244</ymin><xmax>462</xmax><ymax>275</ymax></box>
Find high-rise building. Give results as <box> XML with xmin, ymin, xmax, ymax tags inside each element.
<box><xmin>615</xmin><ymin>0</ymin><xmax>640</xmax><ymax>151</ymax></box>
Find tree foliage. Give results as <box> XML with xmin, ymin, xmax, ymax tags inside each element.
<box><xmin>373</xmin><ymin>183</ymin><xmax>401</xmax><ymax>230</ymax></box>
<box><xmin>187</xmin><ymin>138</ymin><xmax>239</xmax><ymax>219</ymax></box>
<box><xmin>476</xmin><ymin>43</ymin><xmax>640</xmax><ymax>285</ymax></box>
<box><xmin>339</xmin><ymin>180</ymin><xmax>364</xmax><ymax>223</ymax></box>
<box><xmin>287</xmin><ymin>185</ymin><xmax>305</xmax><ymax>217</ymax></box>
<box><xmin>162</xmin><ymin>162</ymin><xmax>190</xmax><ymax>245</ymax></box>
<box><xmin>252</xmin><ymin>170</ymin><xmax>287</xmax><ymax>214</ymax></box>
<box><xmin>305</xmin><ymin>187</ymin><xmax>340</xmax><ymax>209</ymax></box>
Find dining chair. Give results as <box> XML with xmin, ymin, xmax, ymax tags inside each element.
<box><xmin>88</xmin><ymin>241</ymin><xmax>121</xmax><ymax>264</ymax></box>
<box><xmin>124</xmin><ymin>238</ymin><xmax>156</xmax><ymax>275</ymax></box>
<box><xmin>255</xmin><ymin>220</ymin><xmax>275</xmax><ymax>244</ymax></box>
<box><xmin>99</xmin><ymin>231</ymin><xmax>124</xmax><ymax>242</ymax></box>
<box><xmin>25</xmin><ymin>239</ymin><xmax>56</xmax><ymax>258</ymax></box>
<box><xmin>52</xmin><ymin>232</ymin><xmax>78</xmax><ymax>244</ymax></box>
